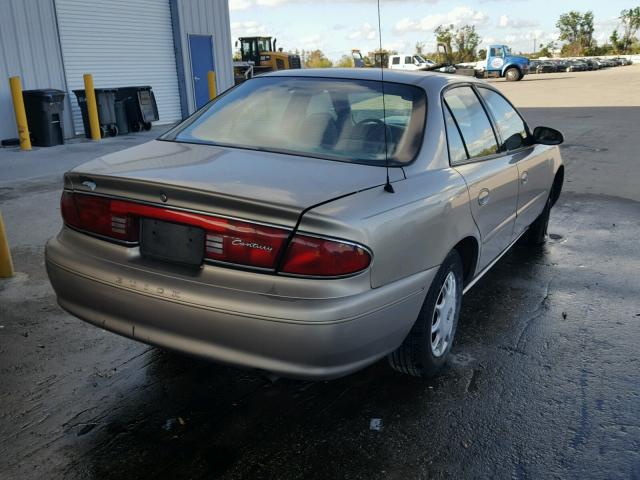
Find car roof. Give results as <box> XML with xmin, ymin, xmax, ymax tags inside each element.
<box><xmin>261</xmin><ymin>68</ymin><xmax>487</xmax><ymax>90</ymax></box>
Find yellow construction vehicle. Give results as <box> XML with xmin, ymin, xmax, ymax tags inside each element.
<box><xmin>237</xmin><ymin>37</ymin><xmax>301</xmax><ymax>74</ymax></box>
<box><xmin>351</xmin><ymin>48</ymin><xmax>390</xmax><ymax>68</ymax></box>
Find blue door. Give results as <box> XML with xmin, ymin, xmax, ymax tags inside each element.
<box><xmin>189</xmin><ymin>35</ymin><xmax>215</xmax><ymax>109</ymax></box>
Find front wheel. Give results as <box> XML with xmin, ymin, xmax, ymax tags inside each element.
<box><xmin>388</xmin><ymin>250</ymin><xmax>464</xmax><ymax>377</ymax></box>
<box><xmin>505</xmin><ymin>67</ymin><xmax>521</xmax><ymax>82</ymax></box>
<box><xmin>523</xmin><ymin>195</ymin><xmax>552</xmax><ymax>245</ymax></box>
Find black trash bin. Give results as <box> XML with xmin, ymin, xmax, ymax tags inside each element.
<box><xmin>73</xmin><ymin>88</ymin><xmax>118</xmax><ymax>138</ymax></box>
<box><xmin>114</xmin><ymin>100</ymin><xmax>129</xmax><ymax>135</ymax></box>
<box><xmin>22</xmin><ymin>89</ymin><xmax>66</xmax><ymax>147</ymax></box>
<box><xmin>116</xmin><ymin>86</ymin><xmax>159</xmax><ymax>132</ymax></box>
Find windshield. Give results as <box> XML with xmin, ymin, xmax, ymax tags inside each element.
<box><xmin>413</xmin><ymin>55</ymin><xmax>426</xmax><ymax>63</ymax></box>
<box><xmin>163</xmin><ymin>77</ymin><xmax>427</xmax><ymax>165</ymax></box>
<box><xmin>257</xmin><ymin>38</ymin><xmax>272</xmax><ymax>52</ymax></box>
<box><xmin>504</xmin><ymin>46</ymin><xmax>512</xmax><ymax>56</ymax></box>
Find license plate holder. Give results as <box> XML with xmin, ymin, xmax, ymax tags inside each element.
<box><xmin>140</xmin><ymin>218</ymin><xmax>204</xmax><ymax>267</ymax></box>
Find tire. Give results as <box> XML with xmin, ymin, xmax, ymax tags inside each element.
<box><xmin>131</xmin><ymin>121</ymin><xmax>142</xmax><ymax>133</ymax></box>
<box><xmin>388</xmin><ymin>250</ymin><xmax>464</xmax><ymax>377</ymax></box>
<box><xmin>505</xmin><ymin>67</ymin><xmax>521</xmax><ymax>82</ymax></box>
<box><xmin>143</xmin><ymin>122</ymin><xmax>152</xmax><ymax>131</ymax></box>
<box><xmin>108</xmin><ymin>125</ymin><xmax>119</xmax><ymax>137</ymax></box>
<box><xmin>523</xmin><ymin>194</ymin><xmax>552</xmax><ymax>245</ymax></box>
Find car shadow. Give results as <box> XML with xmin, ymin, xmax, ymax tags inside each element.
<box><xmin>62</xmin><ymin>243</ymin><xmax>552</xmax><ymax>480</ymax></box>
<box><xmin>522</xmin><ymin>76</ymin><xmax>577</xmax><ymax>81</ymax></box>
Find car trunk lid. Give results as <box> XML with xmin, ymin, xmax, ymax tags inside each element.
<box><xmin>66</xmin><ymin>140</ymin><xmax>404</xmax><ymax>227</ymax></box>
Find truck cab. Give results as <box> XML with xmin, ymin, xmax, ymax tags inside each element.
<box><xmin>238</xmin><ymin>36</ymin><xmax>301</xmax><ymax>74</ymax></box>
<box><xmin>388</xmin><ymin>54</ymin><xmax>436</xmax><ymax>71</ymax></box>
<box><xmin>475</xmin><ymin>44</ymin><xmax>529</xmax><ymax>81</ymax></box>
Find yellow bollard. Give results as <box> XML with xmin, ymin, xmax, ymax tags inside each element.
<box><xmin>207</xmin><ymin>71</ymin><xmax>217</xmax><ymax>100</ymax></box>
<box><xmin>83</xmin><ymin>73</ymin><xmax>101</xmax><ymax>140</ymax></box>
<box><xmin>9</xmin><ymin>76</ymin><xmax>32</xmax><ymax>151</ymax></box>
<box><xmin>0</xmin><ymin>211</ymin><xmax>14</xmax><ymax>278</ymax></box>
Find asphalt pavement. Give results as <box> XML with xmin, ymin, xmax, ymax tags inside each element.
<box><xmin>1</xmin><ymin>66</ymin><xmax>639</xmax><ymax>479</ymax></box>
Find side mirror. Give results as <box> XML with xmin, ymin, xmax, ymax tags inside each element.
<box><xmin>533</xmin><ymin>126</ymin><xmax>564</xmax><ymax>145</ymax></box>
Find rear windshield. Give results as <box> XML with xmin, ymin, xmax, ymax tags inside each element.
<box><xmin>162</xmin><ymin>77</ymin><xmax>427</xmax><ymax>165</ymax></box>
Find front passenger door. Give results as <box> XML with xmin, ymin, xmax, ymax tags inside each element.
<box><xmin>443</xmin><ymin>86</ymin><xmax>519</xmax><ymax>271</ymax></box>
<box><xmin>476</xmin><ymin>87</ymin><xmax>554</xmax><ymax>236</ymax></box>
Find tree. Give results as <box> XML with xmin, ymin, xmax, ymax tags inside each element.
<box><xmin>454</xmin><ymin>25</ymin><xmax>481</xmax><ymax>62</ymax></box>
<box><xmin>556</xmin><ymin>10</ymin><xmax>595</xmax><ymax>56</ymax></box>
<box><xmin>434</xmin><ymin>24</ymin><xmax>481</xmax><ymax>62</ymax></box>
<box><xmin>539</xmin><ymin>41</ymin><xmax>557</xmax><ymax>57</ymax></box>
<box><xmin>415</xmin><ymin>41</ymin><xmax>426</xmax><ymax>56</ymax></box>
<box><xmin>477</xmin><ymin>48</ymin><xmax>486</xmax><ymax>60</ymax></box>
<box><xmin>335</xmin><ymin>54</ymin><xmax>354</xmax><ymax>68</ymax></box>
<box><xmin>435</xmin><ymin>24</ymin><xmax>454</xmax><ymax>56</ymax></box>
<box><xmin>619</xmin><ymin>7</ymin><xmax>640</xmax><ymax>53</ymax></box>
<box><xmin>304</xmin><ymin>49</ymin><xmax>333</xmax><ymax>68</ymax></box>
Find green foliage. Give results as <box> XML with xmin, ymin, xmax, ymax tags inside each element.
<box><xmin>335</xmin><ymin>55</ymin><xmax>354</xmax><ymax>68</ymax></box>
<box><xmin>434</xmin><ymin>24</ymin><xmax>481</xmax><ymax>62</ymax></box>
<box><xmin>619</xmin><ymin>7</ymin><xmax>640</xmax><ymax>53</ymax></box>
<box><xmin>454</xmin><ymin>25</ymin><xmax>481</xmax><ymax>62</ymax></box>
<box><xmin>415</xmin><ymin>41</ymin><xmax>426</xmax><ymax>56</ymax></box>
<box><xmin>304</xmin><ymin>49</ymin><xmax>333</xmax><ymax>68</ymax></box>
<box><xmin>435</xmin><ymin>24</ymin><xmax>454</xmax><ymax>56</ymax></box>
<box><xmin>539</xmin><ymin>41</ymin><xmax>557</xmax><ymax>57</ymax></box>
<box><xmin>556</xmin><ymin>10</ymin><xmax>595</xmax><ymax>56</ymax></box>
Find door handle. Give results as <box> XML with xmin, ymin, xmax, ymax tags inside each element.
<box><xmin>521</xmin><ymin>171</ymin><xmax>528</xmax><ymax>185</ymax></box>
<box><xmin>478</xmin><ymin>188</ymin><xmax>490</xmax><ymax>206</ymax></box>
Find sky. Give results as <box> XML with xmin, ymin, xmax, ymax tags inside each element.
<box><xmin>228</xmin><ymin>0</ymin><xmax>633</xmax><ymax>61</ymax></box>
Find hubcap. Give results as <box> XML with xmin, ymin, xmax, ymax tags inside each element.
<box><xmin>431</xmin><ymin>271</ymin><xmax>457</xmax><ymax>357</ymax></box>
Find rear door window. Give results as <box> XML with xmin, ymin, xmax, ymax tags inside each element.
<box><xmin>477</xmin><ymin>88</ymin><xmax>529</xmax><ymax>151</ymax></box>
<box><xmin>443</xmin><ymin>106</ymin><xmax>468</xmax><ymax>163</ymax></box>
<box><xmin>444</xmin><ymin>87</ymin><xmax>499</xmax><ymax>159</ymax></box>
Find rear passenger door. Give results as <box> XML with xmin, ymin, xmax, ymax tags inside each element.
<box><xmin>476</xmin><ymin>87</ymin><xmax>554</xmax><ymax>236</ymax></box>
<box><xmin>443</xmin><ymin>86</ymin><xmax>519</xmax><ymax>271</ymax></box>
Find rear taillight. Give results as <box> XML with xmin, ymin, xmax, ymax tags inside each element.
<box><xmin>204</xmin><ymin>221</ymin><xmax>288</xmax><ymax>269</ymax></box>
<box><xmin>61</xmin><ymin>191</ymin><xmax>138</xmax><ymax>242</ymax></box>
<box><xmin>60</xmin><ymin>191</ymin><xmax>289</xmax><ymax>269</ymax></box>
<box><xmin>61</xmin><ymin>191</ymin><xmax>372</xmax><ymax>276</ymax></box>
<box><xmin>280</xmin><ymin>234</ymin><xmax>371</xmax><ymax>277</ymax></box>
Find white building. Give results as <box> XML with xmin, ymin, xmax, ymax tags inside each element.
<box><xmin>0</xmin><ymin>0</ymin><xmax>233</xmax><ymax>141</ymax></box>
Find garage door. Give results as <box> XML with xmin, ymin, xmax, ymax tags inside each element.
<box><xmin>55</xmin><ymin>0</ymin><xmax>182</xmax><ymax>134</ymax></box>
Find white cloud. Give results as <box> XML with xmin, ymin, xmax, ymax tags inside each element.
<box><xmin>497</xmin><ymin>14</ymin><xmax>538</xmax><ymax>29</ymax></box>
<box><xmin>393</xmin><ymin>6</ymin><xmax>489</xmax><ymax>35</ymax></box>
<box><xmin>348</xmin><ymin>22</ymin><xmax>378</xmax><ymax>40</ymax></box>
<box><xmin>229</xmin><ymin>0</ymin><xmax>252</xmax><ymax>10</ymax></box>
<box><xmin>231</xmin><ymin>20</ymin><xmax>268</xmax><ymax>37</ymax></box>
<box><xmin>299</xmin><ymin>34</ymin><xmax>326</xmax><ymax>50</ymax></box>
<box><xmin>231</xmin><ymin>0</ymin><xmax>440</xmax><ymax>8</ymax></box>
<box><xmin>230</xmin><ymin>0</ymin><xmax>292</xmax><ymax>10</ymax></box>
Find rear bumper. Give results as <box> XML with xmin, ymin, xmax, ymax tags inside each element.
<box><xmin>45</xmin><ymin>229</ymin><xmax>434</xmax><ymax>379</ymax></box>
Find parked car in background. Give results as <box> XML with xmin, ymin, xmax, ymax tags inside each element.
<box><xmin>566</xmin><ymin>60</ymin><xmax>588</xmax><ymax>72</ymax></box>
<box><xmin>533</xmin><ymin>61</ymin><xmax>558</xmax><ymax>73</ymax></box>
<box><xmin>46</xmin><ymin>69</ymin><xmax>565</xmax><ymax>380</ymax></box>
<box><xmin>583</xmin><ymin>59</ymin><xmax>600</xmax><ymax>70</ymax></box>
<box><xmin>389</xmin><ymin>54</ymin><xmax>436</xmax><ymax>71</ymax></box>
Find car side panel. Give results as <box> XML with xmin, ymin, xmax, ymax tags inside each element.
<box><xmin>454</xmin><ymin>157</ymin><xmax>519</xmax><ymax>270</ymax></box>
<box><xmin>297</xmin><ymin>168</ymin><xmax>480</xmax><ymax>289</ymax></box>
<box><xmin>512</xmin><ymin>144</ymin><xmax>556</xmax><ymax>236</ymax></box>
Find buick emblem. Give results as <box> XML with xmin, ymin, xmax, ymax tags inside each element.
<box><xmin>160</xmin><ymin>192</ymin><xmax>168</xmax><ymax>203</ymax></box>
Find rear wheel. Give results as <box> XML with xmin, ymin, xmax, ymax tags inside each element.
<box><xmin>505</xmin><ymin>67</ymin><xmax>521</xmax><ymax>82</ymax></box>
<box><xmin>388</xmin><ymin>250</ymin><xmax>464</xmax><ymax>377</ymax></box>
